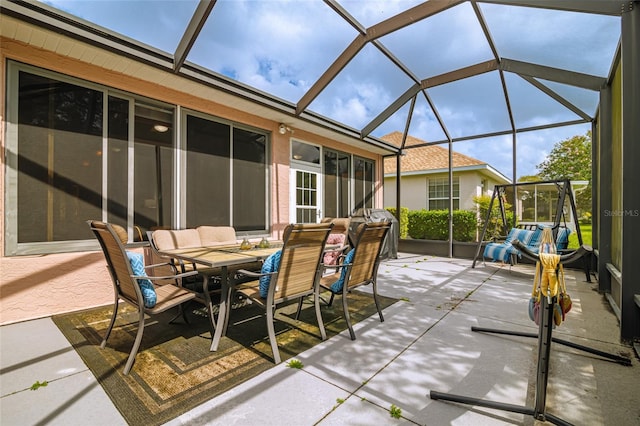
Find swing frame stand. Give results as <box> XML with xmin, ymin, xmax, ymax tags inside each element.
<box><xmin>430</xmin><ymin>244</ymin><xmax>631</xmax><ymax>425</ymax></box>
<box><xmin>472</xmin><ymin>179</ymin><xmax>586</xmax><ymax>274</ymax></box>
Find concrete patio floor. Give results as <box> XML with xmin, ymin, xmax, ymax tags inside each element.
<box><xmin>1</xmin><ymin>254</ymin><xmax>638</xmax><ymax>426</ymax></box>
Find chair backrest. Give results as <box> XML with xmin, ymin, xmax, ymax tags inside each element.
<box><xmin>321</xmin><ymin>217</ymin><xmax>350</xmax><ymax>239</ymax></box>
<box><xmin>346</xmin><ymin>221</ymin><xmax>391</xmax><ymax>289</ymax></box>
<box><xmin>88</xmin><ymin>220</ymin><xmax>141</xmax><ymax>306</ymax></box>
<box><xmin>271</xmin><ymin>223</ymin><xmax>333</xmax><ymax>301</ymax></box>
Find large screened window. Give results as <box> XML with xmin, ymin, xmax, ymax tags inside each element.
<box><xmin>5</xmin><ymin>62</ymin><xmax>269</xmax><ymax>255</ymax></box>
<box><xmin>323</xmin><ymin>149</ymin><xmax>350</xmax><ymax>218</ymax></box>
<box><xmin>14</xmin><ymin>70</ymin><xmax>103</xmax><ymax>247</ymax></box>
<box><xmin>293</xmin><ymin>142</ymin><xmax>375</xmax><ymax>218</ymax></box>
<box><xmin>233</xmin><ymin>128</ymin><xmax>268</xmax><ymax>231</ymax></box>
<box><xmin>428</xmin><ymin>177</ymin><xmax>460</xmax><ymax>210</ymax></box>
<box><xmin>185</xmin><ymin>115</ymin><xmax>231</xmax><ymax>227</ymax></box>
<box><xmin>354</xmin><ymin>156</ymin><xmax>375</xmax><ymax>211</ymax></box>
<box><xmin>185</xmin><ymin>114</ymin><xmax>268</xmax><ymax>232</ymax></box>
<box><xmin>106</xmin><ymin>96</ymin><xmax>130</xmax><ymax>229</ymax></box>
<box><xmin>134</xmin><ymin>103</ymin><xmax>174</xmax><ymax>234</ymax></box>
<box><xmin>185</xmin><ymin>114</ymin><xmax>269</xmax><ymax>232</ymax></box>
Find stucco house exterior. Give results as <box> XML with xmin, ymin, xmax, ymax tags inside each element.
<box><xmin>382</xmin><ymin>132</ymin><xmax>510</xmax><ymax>212</ymax></box>
<box><xmin>0</xmin><ymin>10</ymin><xmax>390</xmax><ymax>325</ymax></box>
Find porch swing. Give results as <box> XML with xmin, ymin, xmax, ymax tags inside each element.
<box><xmin>472</xmin><ymin>179</ymin><xmax>592</xmax><ymax>281</ymax></box>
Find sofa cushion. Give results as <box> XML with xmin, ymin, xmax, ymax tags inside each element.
<box><xmin>528</xmin><ymin>226</ymin><xmax>544</xmax><ymax>249</ymax></box>
<box><xmin>506</xmin><ymin>228</ymin><xmax>534</xmax><ymax>245</ymax></box>
<box><xmin>483</xmin><ymin>242</ymin><xmax>520</xmax><ymax>263</ymax></box>
<box><xmin>153</xmin><ymin>229</ymin><xmax>201</xmax><ymax>250</ymax></box>
<box><xmin>197</xmin><ymin>226</ymin><xmax>237</xmax><ymax>246</ymax></box>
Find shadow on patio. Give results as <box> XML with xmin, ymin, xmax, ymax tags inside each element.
<box><xmin>1</xmin><ymin>254</ymin><xmax>638</xmax><ymax>426</ymax></box>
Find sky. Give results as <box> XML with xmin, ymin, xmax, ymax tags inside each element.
<box><xmin>41</xmin><ymin>0</ymin><xmax>621</xmax><ymax>180</ymax></box>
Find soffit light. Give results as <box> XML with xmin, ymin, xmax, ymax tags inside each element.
<box><xmin>279</xmin><ymin>123</ymin><xmax>293</xmax><ymax>135</ymax></box>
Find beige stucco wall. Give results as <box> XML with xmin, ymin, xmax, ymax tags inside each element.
<box><xmin>384</xmin><ymin>170</ymin><xmax>493</xmax><ymax>211</ymax></box>
<box><xmin>0</xmin><ymin>35</ymin><xmax>382</xmax><ymax>325</ymax></box>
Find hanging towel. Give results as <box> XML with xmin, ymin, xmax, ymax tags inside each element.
<box><xmin>538</xmin><ymin>252</ymin><xmax>561</xmax><ymax>299</ymax></box>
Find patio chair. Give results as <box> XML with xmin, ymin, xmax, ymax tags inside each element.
<box><xmin>87</xmin><ymin>220</ymin><xmax>198</xmax><ymax>375</ymax></box>
<box><xmin>233</xmin><ymin>222</ymin><xmax>333</xmax><ymax>363</ymax></box>
<box><xmin>319</xmin><ymin>221</ymin><xmax>391</xmax><ymax>340</ymax></box>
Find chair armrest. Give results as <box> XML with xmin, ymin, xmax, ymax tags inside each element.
<box><xmin>324</xmin><ymin>244</ymin><xmax>349</xmax><ymax>253</ymax></box>
<box><xmin>133</xmin><ymin>270</ymin><xmax>199</xmax><ymax>282</ymax></box>
<box><xmin>235</xmin><ymin>269</ymin><xmax>275</xmax><ymax>278</ymax></box>
<box><xmin>321</xmin><ymin>260</ymin><xmax>352</xmax><ymax>271</ymax></box>
<box><xmin>144</xmin><ymin>261</ymin><xmax>177</xmax><ymax>270</ymax></box>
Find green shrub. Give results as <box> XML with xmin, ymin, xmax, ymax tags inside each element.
<box><xmin>407</xmin><ymin>209</ymin><xmax>476</xmax><ymax>241</ymax></box>
<box><xmin>452</xmin><ymin>210</ymin><xmax>477</xmax><ymax>242</ymax></box>
<box><xmin>473</xmin><ymin>195</ymin><xmax>514</xmax><ymax>240</ymax></box>
<box><xmin>385</xmin><ymin>207</ymin><xmax>409</xmax><ymax>239</ymax></box>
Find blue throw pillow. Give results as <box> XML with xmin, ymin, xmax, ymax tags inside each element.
<box><xmin>330</xmin><ymin>249</ymin><xmax>355</xmax><ymax>293</ymax></box>
<box><xmin>259</xmin><ymin>250</ymin><xmax>281</xmax><ymax>298</ymax></box>
<box><xmin>126</xmin><ymin>251</ymin><xmax>157</xmax><ymax>308</ymax></box>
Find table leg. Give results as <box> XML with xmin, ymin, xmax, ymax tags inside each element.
<box><xmin>201</xmin><ymin>275</ymin><xmax>216</xmax><ymax>337</ymax></box>
<box><xmin>210</xmin><ymin>266</ymin><xmax>229</xmax><ymax>351</ymax></box>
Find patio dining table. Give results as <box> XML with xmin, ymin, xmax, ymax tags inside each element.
<box><xmin>158</xmin><ymin>243</ymin><xmax>282</xmax><ymax>351</ymax></box>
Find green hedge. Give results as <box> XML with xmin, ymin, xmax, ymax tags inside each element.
<box><xmin>385</xmin><ymin>207</ymin><xmax>409</xmax><ymax>239</ymax></box>
<box><xmin>406</xmin><ymin>209</ymin><xmax>476</xmax><ymax>242</ymax></box>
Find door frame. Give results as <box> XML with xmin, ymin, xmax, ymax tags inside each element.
<box><xmin>289</xmin><ymin>163</ymin><xmax>323</xmax><ymax>223</ymax></box>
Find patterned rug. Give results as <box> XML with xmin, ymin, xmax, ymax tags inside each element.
<box><xmin>52</xmin><ymin>290</ymin><xmax>397</xmax><ymax>426</ymax></box>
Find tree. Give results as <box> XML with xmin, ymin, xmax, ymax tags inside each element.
<box><xmin>517</xmin><ymin>174</ymin><xmax>541</xmax><ymax>183</ymax></box>
<box><xmin>536</xmin><ymin>132</ymin><xmax>591</xmax><ymax>219</ymax></box>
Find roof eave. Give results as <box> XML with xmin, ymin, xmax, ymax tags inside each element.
<box><xmin>384</xmin><ymin>163</ymin><xmax>512</xmax><ymax>184</ymax></box>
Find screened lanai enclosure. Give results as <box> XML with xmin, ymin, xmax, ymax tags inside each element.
<box><xmin>1</xmin><ymin>1</ymin><xmax>639</xmax><ymax>345</ymax></box>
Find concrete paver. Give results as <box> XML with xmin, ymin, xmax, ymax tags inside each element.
<box><xmin>1</xmin><ymin>254</ymin><xmax>638</xmax><ymax>426</ymax></box>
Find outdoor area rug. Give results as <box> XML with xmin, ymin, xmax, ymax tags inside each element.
<box><xmin>52</xmin><ymin>290</ymin><xmax>397</xmax><ymax>426</ymax></box>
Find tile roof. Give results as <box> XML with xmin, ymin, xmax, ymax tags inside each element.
<box><xmin>382</xmin><ymin>131</ymin><xmax>486</xmax><ymax>175</ymax></box>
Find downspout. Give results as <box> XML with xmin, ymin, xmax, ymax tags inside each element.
<box><xmin>397</xmin><ymin>95</ymin><xmax>416</xmax><ymax>234</ymax></box>
<box><xmin>396</xmin><ymin>154</ymin><xmax>401</xmax><ymax>226</ymax></box>
<box><xmin>449</xmin><ymin>139</ymin><xmax>453</xmax><ymax>258</ymax></box>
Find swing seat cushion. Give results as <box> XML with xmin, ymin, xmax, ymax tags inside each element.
<box><xmin>483</xmin><ymin>226</ymin><xmax>572</xmax><ymax>263</ymax></box>
<box><xmin>555</xmin><ymin>228</ymin><xmax>571</xmax><ymax>250</ymax></box>
<box><xmin>483</xmin><ymin>241</ymin><xmax>521</xmax><ymax>263</ymax></box>
<box><xmin>530</xmin><ymin>227</ymin><xmax>572</xmax><ymax>253</ymax></box>
<box><xmin>483</xmin><ymin>227</ymin><xmax>537</xmax><ymax>263</ymax></box>
<box><xmin>505</xmin><ymin>227</ymin><xmax>535</xmax><ymax>245</ymax></box>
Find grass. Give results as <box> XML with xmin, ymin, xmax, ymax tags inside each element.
<box><xmin>286</xmin><ymin>359</ymin><xmax>304</xmax><ymax>369</ymax></box>
<box><xmin>568</xmin><ymin>223</ymin><xmax>591</xmax><ymax>249</ymax></box>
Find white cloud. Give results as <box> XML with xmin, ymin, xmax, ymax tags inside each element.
<box><xmin>39</xmin><ymin>0</ymin><xmax>611</xmax><ymax>180</ymax></box>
